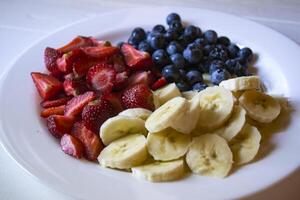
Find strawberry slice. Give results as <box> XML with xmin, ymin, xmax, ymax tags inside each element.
<box><xmin>111</xmin><ymin>54</ymin><xmax>127</xmax><ymax>73</ymax></box>
<box><xmin>63</xmin><ymin>78</ymin><xmax>88</xmax><ymax>97</ymax></box>
<box><xmin>72</xmin><ymin>56</ymin><xmax>109</xmax><ymax>78</ymax></box>
<box><xmin>114</xmin><ymin>71</ymin><xmax>129</xmax><ymax>91</ymax></box>
<box><xmin>72</xmin><ymin>122</ymin><xmax>104</xmax><ymax>161</ymax></box>
<box><xmin>86</xmin><ymin>64</ymin><xmax>116</xmax><ymax>94</ymax></box>
<box><xmin>151</xmin><ymin>77</ymin><xmax>168</xmax><ymax>90</ymax></box>
<box><xmin>44</xmin><ymin>47</ymin><xmax>62</xmax><ymax>77</ymax></box>
<box><xmin>121</xmin><ymin>43</ymin><xmax>153</xmax><ymax>70</ymax></box>
<box><xmin>82</xmin><ymin>46</ymin><xmax>119</xmax><ymax>58</ymax></box>
<box><xmin>40</xmin><ymin>97</ymin><xmax>71</xmax><ymax>108</ymax></box>
<box><xmin>90</xmin><ymin>38</ymin><xmax>111</xmax><ymax>47</ymax></box>
<box><xmin>82</xmin><ymin>99</ymin><xmax>116</xmax><ymax>133</ymax></box>
<box><xmin>46</xmin><ymin>115</ymin><xmax>75</xmax><ymax>138</ymax></box>
<box><xmin>64</xmin><ymin>91</ymin><xmax>96</xmax><ymax>117</ymax></box>
<box><xmin>102</xmin><ymin>92</ymin><xmax>124</xmax><ymax>113</ymax></box>
<box><xmin>60</xmin><ymin>134</ymin><xmax>84</xmax><ymax>159</ymax></box>
<box><xmin>31</xmin><ymin>72</ymin><xmax>63</xmax><ymax>100</ymax></box>
<box><xmin>57</xmin><ymin>36</ymin><xmax>94</xmax><ymax>53</ymax></box>
<box><xmin>56</xmin><ymin>49</ymin><xmax>84</xmax><ymax>73</ymax></box>
<box><xmin>41</xmin><ymin>105</ymin><xmax>65</xmax><ymax>118</ymax></box>
<box><xmin>127</xmin><ymin>71</ymin><xmax>155</xmax><ymax>87</ymax></box>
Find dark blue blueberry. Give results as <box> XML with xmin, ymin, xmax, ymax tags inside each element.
<box><xmin>183</xmin><ymin>45</ymin><xmax>203</xmax><ymax>64</ymax></box>
<box><xmin>178</xmin><ymin>35</ymin><xmax>190</xmax><ymax>47</ymax></box>
<box><xmin>166</xmin><ymin>41</ymin><xmax>183</xmax><ymax>55</ymax></box>
<box><xmin>164</xmin><ymin>29</ymin><xmax>180</xmax><ymax>41</ymax></box>
<box><xmin>150</xmin><ymin>34</ymin><xmax>167</xmax><ymax>50</ymax></box>
<box><xmin>162</xmin><ymin>65</ymin><xmax>180</xmax><ymax>82</ymax></box>
<box><xmin>138</xmin><ymin>41</ymin><xmax>153</xmax><ymax>53</ymax></box>
<box><xmin>146</xmin><ymin>31</ymin><xmax>160</xmax><ymax>43</ymax></box>
<box><xmin>170</xmin><ymin>53</ymin><xmax>186</xmax><ymax>68</ymax></box>
<box><xmin>202</xmin><ymin>59</ymin><xmax>211</xmax><ymax>73</ymax></box>
<box><xmin>166</xmin><ymin>13</ymin><xmax>181</xmax><ymax>25</ymax></box>
<box><xmin>131</xmin><ymin>27</ymin><xmax>146</xmax><ymax>41</ymax></box>
<box><xmin>227</xmin><ymin>44</ymin><xmax>240</xmax><ymax>58</ymax></box>
<box><xmin>117</xmin><ymin>41</ymin><xmax>125</xmax><ymax>49</ymax></box>
<box><xmin>211</xmin><ymin>68</ymin><xmax>231</xmax><ymax>85</ymax></box>
<box><xmin>184</xmin><ymin>25</ymin><xmax>201</xmax><ymax>41</ymax></box>
<box><xmin>238</xmin><ymin>47</ymin><xmax>253</xmax><ymax>62</ymax></box>
<box><xmin>152</xmin><ymin>24</ymin><xmax>166</xmax><ymax>34</ymax></box>
<box><xmin>225</xmin><ymin>59</ymin><xmax>246</xmax><ymax>76</ymax></box>
<box><xmin>186</xmin><ymin>70</ymin><xmax>203</xmax><ymax>85</ymax></box>
<box><xmin>196</xmin><ymin>63</ymin><xmax>206</xmax><ymax>73</ymax></box>
<box><xmin>203</xmin><ymin>30</ymin><xmax>218</xmax><ymax>44</ymax></box>
<box><xmin>217</xmin><ymin>36</ymin><xmax>230</xmax><ymax>46</ymax></box>
<box><xmin>203</xmin><ymin>45</ymin><xmax>215</xmax><ymax>56</ymax></box>
<box><xmin>216</xmin><ymin>44</ymin><xmax>227</xmax><ymax>50</ymax></box>
<box><xmin>194</xmin><ymin>38</ymin><xmax>207</xmax><ymax>48</ymax></box>
<box><xmin>192</xmin><ymin>82</ymin><xmax>208</xmax><ymax>91</ymax></box>
<box><xmin>152</xmin><ymin>49</ymin><xmax>170</xmax><ymax>68</ymax></box>
<box><xmin>176</xmin><ymin>81</ymin><xmax>191</xmax><ymax>92</ymax></box>
<box><xmin>209</xmin><ymin>47</ymin><xmax>228</xmax><ymax>61</ymax></box>
<box><xmin>179</xmin><ymin>69</ymin><xmax>186</xmax><ymax>77</ymax></box>
<box><xmin>128</xmin><ymin>36</ymin><xmax>140</xmax><ymax>46</ymax></box>
<box><xmin>169</xmin><ymin>21</ymin><xmax>184</xmax><ymax>34</ymax></box>
<box><xmin>209</xmin><ymin>60</ymin><xmax>225</xmax><ymax>74</ymax></box>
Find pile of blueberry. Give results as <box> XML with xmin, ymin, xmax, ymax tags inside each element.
<box><xmin>126</xmin><ymin>13</ymin><xmax>254</xmax><ymax>92</ymax></box>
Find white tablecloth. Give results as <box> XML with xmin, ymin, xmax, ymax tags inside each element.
<box><xmin>1</xmin><ymin>0</ymin><xmax>300</xmax><ymax>199</ymax></box>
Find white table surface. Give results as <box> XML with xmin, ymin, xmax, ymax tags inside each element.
<box><xmin>1</xmin><ymin>0</ymin><xmax>300</xmax><ymax>199</ymax></box>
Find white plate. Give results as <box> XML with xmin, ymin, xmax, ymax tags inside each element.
<box><xmin>0</xmin><ymin>7</ymin><xmax>300</xmax><ymax>200</ymax></box>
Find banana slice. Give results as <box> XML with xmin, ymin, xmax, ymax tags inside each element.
<box><xmin>211</xmin><ymin>105</ymin><xmax>246</xmax><ymax>141</ymax></box>
<box><xmin>145</xmin><ymin>97</ymin><xmax>188</xmax><ymax>133</ymax></box>
<box><xmin>229</xmin><ymin>123</ymin><xmax>261</xmax><ymax>165</ymax></box>
<box><xmin>153</xmin><ymin>83</ymin><xmax>181</xmax><ymax>107</ymax></box>
<box><xmin>147</xmin><ymin>128</ymin><xmax>191</xmax><ymax>161</ymax></box>
<box><xmin>182</xmin><ymin>90</ymin><xmax>198</xmax><ymax>100</ymax></box>
<box><xmin>153</xmin><ymin>93</ymin><xmax>160</xmax><ymax>109</ymax></box>
<box><xmin>132</xmin><ymin>159</ymin><xmax>185</xmax><ymax>182</ymax></box>
<box><xmin>203</xmin><ymin>73</ymin><xmax>214</xmax><ymax>87</ymax></box>
<box><xmin>100</xmin><ymin>116</ymin><xmax>147</xmax><ymax>145</ymax></box>
<box><xmin>239</xmin><ymin>90</ymin><xmax>281</xmax><ymax>123</ymax></box>
<box><xmin>119</xmin><ymin>108</ymin><xmax>152</xmax><ymax>120</ymax></box>
<box><xmin>219</xmin><ymin>76</ymin><xmax>261</xmax><ymax>92</ymax></box>
<box><xmin>98</xmin><ymin>134</ymin><xmax>148</xmax><ymax>169</ymax></box>
<box><xmin>195</xmin><ymin>86</ymin><xmax>234</xmax><ymax>131</ymax></box>
<box><xmin>186</xmin><ymin>134</ymin><xmax>233</xmax><ymax>178</ymax></box>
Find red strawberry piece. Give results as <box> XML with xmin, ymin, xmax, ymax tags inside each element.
<box><xmin>86</xmin><ymin>64</ymin><xmax>116</xmax><ymax>93</ymax></box>
<box><xmin>41</xmin><ymin>97</ymin><xmax>71</xmax><ymax>108</ymax></box>
<box><xmin>63</xmin><ymin>78</ymin><xmax>88</xmax><ymax>96</ymax></box>
<box><xmin>57</xmin><ymin>36</ymin><xmax>94</xmax><ymax>53</ymax></box>
<box><xmin>60</xmin><ymin>134</ymin><xmax>84</xmax><ymax>159</ymax></box>
<box><xmin>101</xmin><ymin>92</ymin><xmax>124</xmax><ymax>113</ymax></box>
<box><xmin>151</xmin><ymin>77</ymin><xmax>168</xmax><ymax>90</ymax></box>
<box><xmin>41</xmin><ymin>105</ymin><xmax>65</xmax><ymax>118</ymax></box>
<box><xmin>56</xmin><ymin>49</ymin><xmax>84</xmax><ymax>73</ymax></box>
<box><xmin>127</xmin><ymin>71</ymin><xmax>155</xmax><ymax>87</ymax></box>
<box><xmin>31</xmin><ymin>72</ymin><xmax>63</xmax><ymax>100</ymax></box>
<box><xmin>72</xmin><ymin>122</ymin><xmax>104</xmax><ymax>161</ymax></box>
<box><xmin>44</xmin><ymin>47</ymin><xmax>62</xmax><ymax>77</ymax></box>
<box><xmin>81</xmin><ymin>46</ymin><xmax>119</xmax><ymax>58</ymax></box>
<box><xmin>82</xmin><ymin>99</ymin><xmax>116</xmax><ymax>133</ymax></box>
<box><xmin>111</xmin><ymin>54</ymin><xmax>127</xmax><ymax>73</ymax></box>
<box><xmin>90</xmin><ymin>38</ymin><xmax>112</xmax><ymax>47</ymax></box>
<box><xmin>114</xmin><ymin>71</ymin><xmax>129</xmax><ymax>91</ymax></box>
<box><xmin>121</xmin><ymin>43</ymin><xmax>153</xmax><ymax>70</ymax></box>
<box><xmin>47</xmin><ymin>115</ymin><xmax>75</xmax><ymax>138</ymax></box>
<box><xmin>64</xmin><ymin>91</ymin><xmax>96</xmax><ymax>117</ymax></box>
<box><xmin>121</xmin><ymin>83</ymin><xmax>154</xmax><ymax>110</ymax></box>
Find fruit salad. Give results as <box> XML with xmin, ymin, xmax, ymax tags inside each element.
<box><xmin>31</xmin><ymin>13</ymin><xmax>282</xmax><ymax>182</ymax></box>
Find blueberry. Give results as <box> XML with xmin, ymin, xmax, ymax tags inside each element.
<box><xmin>203</xmin><ymin>30</ymin><xmax>218</xmax><ymax>44</ymax></box>
<box><xmin>170</xmin><ymin>53</ymin><xmax>186</xmax><ymax>68</ymax></box>
<box><xmin>164</xmin><ymin>29</ymin><xmax>180</xmax><ymax>41</ymax></box>
<box><xmin>202</xmin><ymin>59</ymin><xmax>211</xmax><ymax>73</ymax></box>
<box><xmin>203</xmin><ymin>45</ymin><xmax>215</xmax><ymax>56</ymax></box>
<box><xmin>195</xmin><ymin>63</ymin><xmax>206</xmax><ymax>73</ymax></box>
<box><xmin>227</xmin><ymin>44</ymin><xmax>240</xmax><ymax>58</ymax></box>
<box><xmin>209</xmin><ymin>47</ymin><xmax>228</xmax><ymax>61</ymax></box>
<box><xmin>152</xmin><ymin>49</ymin><xmax>170</xmax><ymax>68</ymax></box>
<box><xmin>131</xmin><ymin>27</ymin><xmax>146</xmax><ymax>40</ymax></box>
<box><xmin>211</xmin><ymin>68</ymin><xmax>231</xmax><ymax>85</ymax></box>
<box><xmin>217</xmin><ymin>36</ymin><xmax>230</xmax><ymax>46</ymax></box>
<box><xmin>162</xmin><ymin>65</ymin><xmax>180</xmax><ymax>82</ymax></box>
<box><xmin>176</xmin><ymin>81</ymin><xmax>191</xmax><ymax>92</ymax></box>
<box><xmin>150</xmin><ymin>34</ymin><xmax>167</xmax><ymax>50</ymax></box>
<box><xmin>169</xmin><ymin>21</ymin><xmax>183</xmax><ymax>34</ymax></box>
<box><xmin>166</xmin><ymin>41</ymin><xmax>183</xmax><ymax>55</ymax></box>
<box><xmin>186</xmin><ymin>70</ymin><xmax>203</xmax><ymax>85</ymax></box>
<box><xmin>117</xmin><ymin>41</ymin><xmax>125</xmax><ymax>49</ymax></box>
<box><xmin>166</xmin><ymin>13</ymin><xmax>181</xmax><ymax>25</ymax></box>
<box><xmin>152</xmin><ymin>24</ymin><xmax>166</xmax><ymax>34</ymax></box>
<box><xmin>179</xmin><ymin>69</ymin><xmax>186</xmax><ymax>77</ymax></box>
<box><xmin>128</xmin><ymin>36</ymin><xmax>139</xmax><ymax>46</ymax></box>
<box><xmin>183</xmin><ymin>45</ymin><xmax>203</xmax><ymax>64</ymax></box>
<box><xmin>184</xmin><ymin>25</ymin><xmax>201</xmax><ymax>41</ymax></box>
<box><xmin>192</xmin><ymin>82</ymin><xmax>208</xmax><ymax>91</ymax></box>
<box><xmin>216</xmin><ymin>44</ymin><xmax>227</xmax><ymax>50</ymax></box>
<box><xmin>194</xmin><ymin>38</ymin><xmax>207</xmax><ymax>48</ymax></box>
<box><xmin>138</xmin><ymin>41</ymin><xmax>153</xmax><ymax>53</ymax></box>
<box><xmin>209</xmin><ymin>60</ymin><xmax>225</xmax><ymax>74</ymax></box>
<box><xmin>178</xmin><ymin>35</ymin><xmax>190</xmax><ymax>47</ymax></box>
<box><xmin>238</xmin><ymin>47</ymin><xmax>253</xmax><ymax>62</ymax></box>
<box><xmin>225</xmin><ymin>59</ymin><xmax>245</xmax><ymax>76</ymax></box>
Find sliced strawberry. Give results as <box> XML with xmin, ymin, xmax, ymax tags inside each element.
<box><xmin>86</xmin><ymin>64</ymin><xmax>116</xmax><ymax>94</ymax></box>
<box><xmin>46</xmin><ymin>115</ymin><xmax>75</xmax><ymax>138</ymax></box>
<box><xmin>121</xmin><ymin>43</ymin><xmax>153</xmax><ymax>70</ymax></box>
<box><xmin>44</xmin><ymin>47</ymin><xmax>62</xmax><ymax>77</ymax></box>
<box><xmin>81</xmin><ymin>46</ymin><xmax>119</xmax><ymax>58</ymax></box>
<box><xmin>151</xmin><ymin>77</ymin><xmax>168</xmax><ymax>90</ymax></box>
<box><xmin>90</xmin><ymin>38</ymin><xmax>111</xmax><ymax>47</ymax></box>
<box><xmin>127</xmin><ymin>71</ymin><xmax>155</xmax><ymax>87</ymax></box>
<box><xmin>40</xmin><ymin>97</ymin><xmax>71</xmax><ymax>108</ymax></box>
<box><xmin>60</xmin><ymin>134</ymin><xmax>84</xmax><ymax>159</ymax></box>
<box><xmin>63</xmin><ymin>78</ymin><xmax>88</xmax><ymax>96</ymax></box>
<box><xmin>73</xmin><ymin>56</ymin><xmax>110</xmax><ymax>78</ymax></box>
<box><xmin>41</xmin><ymin>105</ymin><xmax>65</xmax><ymax>118</ymax></box>
<box><xmin>102</xmin><ymin>92</ymin><xmax>124</xmax><ymax>113</ymax></box>
<box><xmin>31</xmin><ymin>72</ymin><xmax>63</xmax><ymax>100</ymax></box>
<box><xmin>114</xmin><ymin>71</ymin><xmax>129</xmax><ymax>91</ymax></box>
<box><xmin>82</xmin><ymin>99</ymin><xmax>116</xmax><ymax>133</ymax></box>
<box><xmin>121</xmin><ymin>83</ymin><xmax>154</xmax><ymax>110</ymax></box>
<box><xmin>72</xmin><ymin>122</ymin><xmax>104</xmax><ymax>161</ymax></box>
<box><xmin>111</xmin><ymin>54</ymin><xmax>127</xmax><ymax>73</ymax></box>
<box><xmin>56</xmin><ymin>49</ymin><xmax>84</xmax><ymax>73</ymax></box>
<box><xmin>64</xmin><ymin>91</ymin><xmax>96</xmax><ymax>117</ymax></box>
<box><xmin>57</xmin><ymin>36</ymin><xmax>94</xmax><ymax>53</ymax></box>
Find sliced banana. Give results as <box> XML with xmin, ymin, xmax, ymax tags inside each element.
<box><xmin>186</xmin><ymin>134</ymin><xmax>233</xmax><ymax>178</ymax></box>
<box><xmin>147</xmin><ymin>128</ymin><xmax>191</xmax><ymax>161</ymax></box>
<box><xmin>182</xmin><ymin>90</ymin><xmax>198</xmax><ymax>100</ymax></box>
<box><xmin>153</xmin><ymin>83</ymin><xmax>181</xmax><ymax>107</ymax></box>
<box><xmin>195</xmin><ymin>86</ymin><xmax>234</xmax><ymax>131</ymax></box>
<box><xmin>132</xmin><ymin>159</ymin><xmax>185</xmax><ymax>182</ymax></box>
<box><xmin>153</xmin><ymin>93</ymin><xmax>160</xmax><ymax>109</ymax></box>
<box><xmin>229</xmin><ymin>123</ymin><xmax>261</xmax><ymax>165</ymax></box>
<box><xmin>98</xmin><ymin>134</ymin><xmax>148</xmax><ymax>169</ymax></box>
<box><xmin>219</xmin><ymin>76</ymin><xmax>261</xmax><ymax>92</ymax></box>
<box><xmin>100</xmin><ymin>115</ymin><xmax>147</xmax><ymax>145</ymax></box>
<box><xmin>145</xmin><ymin>97</ymin><xmax>188</xmax><ymax>133</ymax></box>
<box><xmin>119</xmin><ymin>108</ymin><xmax>152</xmax><ymax>120</ymax></box>
<box><xmin>239</xmin><ymin>90</ymin><xmax>281</xmax><ymax>123</ymax></box>
<box><xmin>203</xmin><ymin>73</ymin><xmax>214</xmax><ymax>87</ymax></box>
<box><xmin>211</xmin><ymin>105</ymin><xmax>246</xmax><ymax>141</ymax></box>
